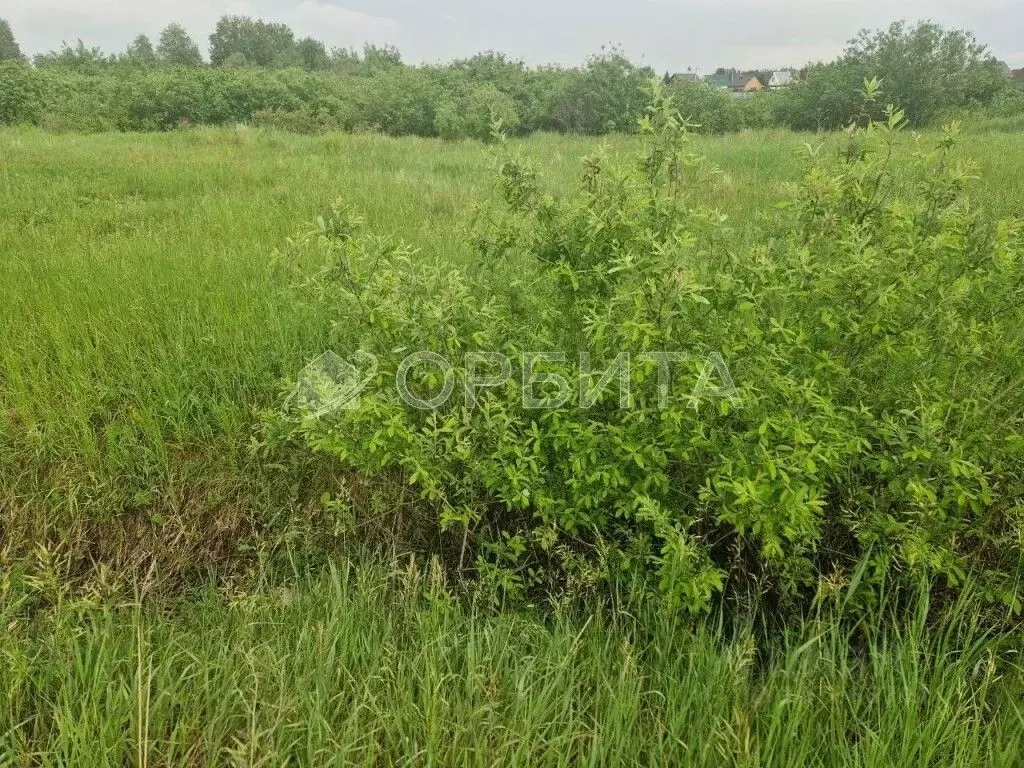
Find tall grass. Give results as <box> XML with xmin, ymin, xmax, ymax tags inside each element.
<box><xmin>0</xmin><ymin>558</ymin><xmax>1020</xmax><ymax>766</ymax></box>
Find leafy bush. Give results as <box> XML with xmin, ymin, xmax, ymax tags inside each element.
<box><xmin>989</xmin><ymin>83</ymin><xmax>1024</xmax><ymax>118</ymax></box>
<box><xmin>843</xmin><ymin>21</ymin><xmax>1007</xmax><ymax>126</ymax></box>
<box><xmin>432</xmin><ymin>82</ymin><xmax>522</xmax><ymax>141</ymax></box>
<box><xmin>773</xmin><ymin>22</ymin><xmax>1011</xmax><ymax>131</ymax></box>
<box><xmin>772</xmin><ymin>61</ymin><xmax>868</xmax><ymax>131</ymax></box>
<box><xmin>347</xmin><ymin>67</ymin><xmax>439</xmax><ymax>136</ymax></box>
<box><xmin>268</xmin><ymin>82</ymin><xmax>1024</xmax><ymax>618</ymax></box>
<box><xmin>251</xmin><ymin>105</ymin><xmax>342</xmax><ymax>134</ymax></box>
<box><xmin>664</xmin><ymin>78</ymin><xmax>742</xmax><ymax>133</ymax></box>
<box><xmin>463</xmin><ymin>83</ymin><xmax>520</xmax><ymax>140</ymax></box>
<box><xmin>0</xmin><ymin>59</ymin><xmax>40</xmax><ymax>124</ymax></box>
<box><xmin>434</xmin><ymin>99</ymin><xmax>466</xmax><ymax>141</ymax></box>
<box><xmin>438</xmin><ymin>52</ymin><xmax>564</xmax><ymax>135</ymax></box>
<box><xmin>548</xmin><ymin>49</ymin><xmax>654</xmax><ymax>133</ymax></box>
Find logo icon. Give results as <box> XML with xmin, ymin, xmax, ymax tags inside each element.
<box><xmin>285</xmin><ymin>350</ymin><xmax>378</xmax><ymax>418</ymax></box>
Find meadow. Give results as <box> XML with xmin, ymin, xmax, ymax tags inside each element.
<box><xmin>2</xmin><ymin>122</ymin><xmax>1024</xmax><ymax>764</ymax></box>
<box><xmin>2</xmin><ymin>124</ymin><xmax>1023</xmax><ymax>579</ymax></box>
<box><xmin>0</xmin><ymin>126</ymin><xmax>872</xmax><ymax>580</ymax></box>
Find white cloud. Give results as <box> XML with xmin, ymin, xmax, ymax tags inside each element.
<box><xmin>291</xmin><ymin>1</ymin><xmax>401</xmax><ymax>45</ymax></box>
<box><xmin>721</xmin><ymin>41</ymin><xmax>848</xmax><ymax>70</ymax></box>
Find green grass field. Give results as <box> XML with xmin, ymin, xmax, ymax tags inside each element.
<box><xmin>3</xmin><ymin>126</ymin><xmax>1021</xmax><ymax>523</ymax></box>
<box><xmin>6</xmin><ymin>127</ymin><xmax>850</xmax><ymax>579</ymax></box>
<box><xmin>3</xmin><ymin>125</ymin><xmax>1024</xmax><ymax>765</ymax></box>
<box><xmin>4</xmin><ymin>561</ymin><xmax>1023</xmax><ymax>766</ymax></box>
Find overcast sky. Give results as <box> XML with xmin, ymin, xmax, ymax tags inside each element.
<box><xmin>4</xmin><ymin>0</ymin><xmax>1023</xmax><ymax>72</ymax></box>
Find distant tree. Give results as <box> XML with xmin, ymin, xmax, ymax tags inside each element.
<box><xmin>772</xmin><ymin>60</ymin><xmax>866</xmax><ymax>131</ymax></box>
<box><xmin>361</xmin><ymin>44</ymin><xmax>403</xmax><ymax>73</ymax></box>
<box><xmin>156</xmin><ymin>23</ymin><xmax>203</xmax><ymax>67</ymax></box>
<box><xmin>0</xmin><ymin>19</ymin><xmax>23</xmax><ymax>62</ymax></box>
<box><xmin>0</xmin><ymin>59</ymin><xmax>40</xmax><ymax>124</ymax></box>
<box><xmin>329</xmin><ymin>46</ymin><xmax>361</xmax><ymax>75</ymax></box>
<box><xmin>221</xmin><ymin>52</ymin><xmax>249</xmax><ymax>69</ymax></box>
<box><xmin>295</xmin><ymin>37</ymin><xmax>329</xmax><ymax>71</ymax></box>
<box><xmin>462</xmin><ymin>82</ymin><xmax>520</xmax><ymax>140</ymax></box>
<box><xmin>326</xmin><ymin>43</ymin><xmax>402</xmax><ymax>76</ymax></box>
<box><xmin>552</xmin><ymin>48</ymin><xmax>653</xmax><ymax>133</ymax></box>
<box><xmin>33</xmin><ymin>40</ymin><xmax>109</xmax><ymax>72</ymax></box>
<box><xmin>271</xmin><ymin>46</ymin><xmax>302</xmax><ymax>69</ymax></box>
<box><xmin>125</xmin><ymin>34</ymin><xmax>156</xmax><ymax>67</ymax></box>
<box><xmin>844</xmin><ymin>20</ymin><xmax>1006</xmax><ymax>124</ymax></box>
<box><xmin>444</xmin><ymin>52</ymin><xmax>546</xmax><ymax>131</ymax></box>
<box><xmin>209</xmin><ymin>16</ymin><xmax>295</xmax><ymax>68</ymax></box>
<box><xmin>664</xmin><ymin>77</ymin><xmax>743</xmax><ymax>133</ymax></box>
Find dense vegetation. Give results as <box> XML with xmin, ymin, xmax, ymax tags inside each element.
<box><xmin>1</xmin><ymin>83</ymin><xmax>1020</xmax><ymax>605</ymax></box>
<box><xmin>3</xmin><ymin>561</ymin><xmax>1022</xmax><ymax>765</ymax></box>
<box><xmin>2</xmin><ymin>58</ymin><xmax>1023</xmax><ymax>763</ymax></box>
<box><xmin>0</xmin><ymin>17</ymin><xmax>1021</xmax><ymax>137</ymax></box>
<box><xmin>263</xmin><ymin>82</ymin><xmax>1024</xmax><ymax>618</ymax></box>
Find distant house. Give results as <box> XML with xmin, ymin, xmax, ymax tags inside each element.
<box><xmin>768</xmin><ymin>70</ymin><xmax>794</xmax><ymax>89</ymax></box>
<box><xmin>706</xmin><ymin>69</ymin><xmax>763</xmax><ymax>93</ymax></box>
<box><xmin>707</xmin><ymin>71</ymin><xmax>734</xmax><ymax>90</ymax></box>
<box><xmin>740</xmin><ymin>75</ymin><xmax>764</xmax><ymax>92</ymax></box>
<box><xmin>1013</xmin><ymin>68</ymin><xmax>1024</xmax><ymax>80</ymax></box>
<box><xmin>668</xmin><ymin>72</ymin><xmax>700</xmax><ymax>84</ymax></box>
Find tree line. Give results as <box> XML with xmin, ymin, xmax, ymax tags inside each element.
<box><xmin>0</xmin><ymin>16</ymin><xmax>1021</xmax><ymax>137</ymax></box>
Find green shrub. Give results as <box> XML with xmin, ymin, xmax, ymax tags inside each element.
<box><xmin>433</xmin><ymin>99</ymin><xmax>466</xmax><ymax>141</ymax></box>
<box><xmin>432</xmin><ymin>83</ymin><xmax>521</xmax><ymax>141</ymax></box>
<box><xmin>0</xmin><ymin>59</ymin><xmax>41</xmax><ymax>125</ymax></box>
<box><xmin>665</xmin><ymin>78</ymin><xmax>742</xmax><ymax>134</ymax></box>
<box><xmin>548</xmin><ymin>49</ymin><xmax>654</xmax><ymax>134</ymax></box>
<box><xmin>773</xmin><ymin>61</ymin><xmax>868</xmax><ymax>131</ymax></box>
<box><xmin>347</xmin><ymin>67</ymin><xmax>439</xmax><ymax>136</ymax></box>
<box><xmin>251</xmin><ymin>105</ymin><xmax>341</xmax><ymax>134</ymax></box>
<box><xmin>989</xmin><ymin>84</ymin><xmax>1024</xmax><ymax>118</ymax></box>
<box><xmin>463</xmin><ymin>83</ymin><xmax>520</xmax><ymax>140</ymax></box>
<box><xmin>34</xmin><ymin>71</ymin><xmax>118</xmax><ymax>132</ymax></box>
<box><xmin>268</xmin><ymin>82</ymin><xmax>1023</xmax><ymax>617</ymax></box>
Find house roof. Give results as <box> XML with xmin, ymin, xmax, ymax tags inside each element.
<box><xmin>668</xmin><ymin>72</ymin><xmax>700</xmax><ymax>83</ymax></box>
<box><xmin>738</xmin><ymin>73</ymin><xmax>765</xmax><ymax>91</ymax></box>
<box><xmin>731</xmin><ymin>72</ymin><xmax>753</xmax><ymax>89</ymax></box>
<box><xmin>707</xmin><ymin>69</ymin><xmax>765</xmax><ymax>91</ymax></box>
<box><xmin>707</xmin><ymin>72</ymin><xmax>733</xmax><ymax>88</ymax></box>
<box><xmin>768</xmin><ymin>70</ymin><xmax>794</xmax><ymax>87</ymax></box>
